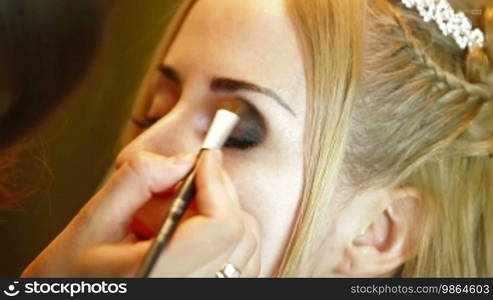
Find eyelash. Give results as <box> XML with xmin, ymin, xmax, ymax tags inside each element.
<box><xmin>223</xmin><ymin>135</ymin><xmax>260</xmax><ymax>150</ymax></box>
<box><xmin>131</xmin><ymin>117</ymin><xmax>160</xmax><ymax>128</ymax></box>
<box><xmin>131</xmin><ymin>117</ymin><xmax>262</xmax><ymax>151</ymax></box>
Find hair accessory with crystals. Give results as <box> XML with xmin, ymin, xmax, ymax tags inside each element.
<box><xmin>401</xmin><ymin>0</ymin><xmax>485</xmax><ymax>50</ymax></box>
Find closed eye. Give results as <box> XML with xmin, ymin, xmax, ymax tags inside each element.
<box><xmin>131</xmin><ymin>117</ymin><xmax>160</xmax><ymax>128</ymax></box>
<box><xmin>131</xmin><ymin>114</ymin><xmax>265</xmax><ymax>151</ymax></box>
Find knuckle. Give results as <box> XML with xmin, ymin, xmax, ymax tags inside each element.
<box><xmin>125</xmin><ymin>152</ymin><xmax>150</xmax><ymax>176</ymax></box>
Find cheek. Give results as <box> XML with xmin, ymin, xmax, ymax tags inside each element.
<box><xmin>225</xmin><ymin>119</ymin><xmax>304</xmax><ymax>274</ymax></box>
<box><xmin>224</xmin><ymin>147</ymin><xmax>303</xmax><ymax>260</ymax></box>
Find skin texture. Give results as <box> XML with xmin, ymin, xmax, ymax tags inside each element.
<box><xmin>118</xmin><ymin>0</ymin><xmax>306</xmax><ymax>276</ymax></box>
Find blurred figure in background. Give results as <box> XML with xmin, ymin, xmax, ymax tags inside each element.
<box><xmin>0</xmin><ymin>1</ymin><xmax>162</xmax><ymax>276</ymax></box>
<box><xmin>0</xmin><ymin>1</ymin><xmax>111</xmax><ymax>205</ymax></box>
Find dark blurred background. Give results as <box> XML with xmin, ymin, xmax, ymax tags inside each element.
<box><xmin>0</xmin><ymin>0</ymin><xmax>176</xmax><ymax>276</ymax></box>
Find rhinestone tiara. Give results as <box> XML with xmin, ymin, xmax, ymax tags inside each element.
<box><xmin>401</xmin><ymin>0</ymin><xmax>485</xmax><ymax>50</ymax></box>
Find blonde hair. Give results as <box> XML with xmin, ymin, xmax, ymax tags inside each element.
<box><xmin>283</xmin><ymin>0</ymin><xmax>493</xmax><ymax>277</ymax></box>
<box><xmin>278</xmin><ymin>0</ymin><xmax>364</xmax><ymax>276</ymax></box>
<box><xmin>123</xmin><ymin>0</ymin><xmax>493</xmax><ymax>277</ymax></box>
<box><xmin>345</xmin><ymin>0</ymin><xmax>493</xmax><ymax>277</ymax></box>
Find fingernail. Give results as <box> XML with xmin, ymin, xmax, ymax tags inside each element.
<box><xmin>172</xmin><ymin>152</ymin><xmax>196</xmax><ymax>164</ymax></box>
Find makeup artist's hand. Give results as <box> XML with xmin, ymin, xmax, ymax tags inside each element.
<box><xmin>21</xmin><ymin>151</ymin><xmax>196</xmax><ymax>277</ymax></box>
<box><xmin>143</xmin><ymin>150</ymin><xmax>262</xmax><ymax>277</ymax></box>
<box><xmin>21</xmin><ymin>150</ymin><xmax>261</xmax><ymax>277</ymax></box>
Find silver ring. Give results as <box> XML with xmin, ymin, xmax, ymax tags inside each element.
<box><xmin>215</xmin><ymin>263</ymin><xmax>241</xmax><ymax>278</ymax></box>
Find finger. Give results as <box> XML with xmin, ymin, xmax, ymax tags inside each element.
<box><xmin>240</xmin><ymin>241</ymin><xmax>261</xmax><ymax>277</ymax></box>
<box><xmin>194</xmin><ymin>149</ymin><xmax>239</xmax><ymax>217</ymax></box>
<box><xmin>76</xmin><ymin>151</ymin><xmax>195</xmax><ymax>244</ymax></box>
<box><xmin>78</xmin><ymin>240</ymin><xmax>152</xmax><ymax>277</ymax></box>
<box><xmin>220</xmin><ymin>169</ymin><xmax>240</xmax><ymax>207</ymax></box>
<box><xmin>236</xmin><ymin>214</ymin><xmax>262</xmax><ymax>277</ymax></box>
<box><xmin>226</xmin><ymin>212</ymin><xmax>261</xmax><ymax>277</ymax></box>
<box><xmin>148</xmin><ymin>214</ymin><xmax>238</xmax><ymax>277</ymax></box>
<box><xmin>216</xmin><ymin>171</ymin><xmax>259</xmax><ymax>277</ymax></box>
<box><xmin>225</xmin><ymin>224</ymin><xmax>256</xmax><ymax>276</ymax></box>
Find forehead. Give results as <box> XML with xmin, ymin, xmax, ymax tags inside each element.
<box><xmin>164</xmin><ymin>0</ymin><xmax>305</xmax><ymax>112</ymax></box>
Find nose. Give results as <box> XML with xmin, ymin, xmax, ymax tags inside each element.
<box><xmin>115</xmin><ymin>102</ymin><xmax>210</xmax><ymax>169</ymax></box>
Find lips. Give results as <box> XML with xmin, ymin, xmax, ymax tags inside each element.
<box><xmin>129</xmin><ymin>184</ymin><xmax>198</xmax><ymax>240</ymax></box>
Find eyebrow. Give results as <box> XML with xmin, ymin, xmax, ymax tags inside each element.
<box><xmin>158</xmin><ymin>64</ymin><xmax>296</xmax><ymax>116</ymax></box>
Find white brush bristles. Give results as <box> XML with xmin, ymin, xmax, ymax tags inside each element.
<box><xmin>202</xmin><ymin>109</ymin><xmax>240</xmax><ymax>149</ymax></box>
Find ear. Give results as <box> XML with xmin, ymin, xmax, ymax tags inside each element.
<box><xmin>337</xmin><ymin>187</ymin><xmax>421</xmax><ymax>277</ymax></box>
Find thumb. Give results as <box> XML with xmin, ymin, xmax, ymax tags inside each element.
<box><xmin>75</xmin><ymin>151</ymin><xmax>195</xmax><ymax>245</ymax></box>
<box><xmin>80</xmin><ymin>239</ymin><xmax>152</xmax><ymax>277</ymax></box>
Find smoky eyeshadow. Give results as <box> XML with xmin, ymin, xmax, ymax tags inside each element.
<box><xmin>132</xmin><ymin>97</ymin><xmax>267</xmax><ymax>150</ymax></box>
<box><xmin>223</xmin><ymin>99</ymin><xmax>266</xmax><ymax>150</ymax></box>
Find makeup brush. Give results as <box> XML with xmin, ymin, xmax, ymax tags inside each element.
<box><xmin>137</xmin><ymin>99</ymin><xmax>248</xmax><ymax>277</ymax></box>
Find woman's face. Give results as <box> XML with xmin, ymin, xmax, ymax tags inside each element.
<box><xmin>117</xmin><ymin>0</ymin><xmax>306</xmax><ymax>276</ymax></box>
